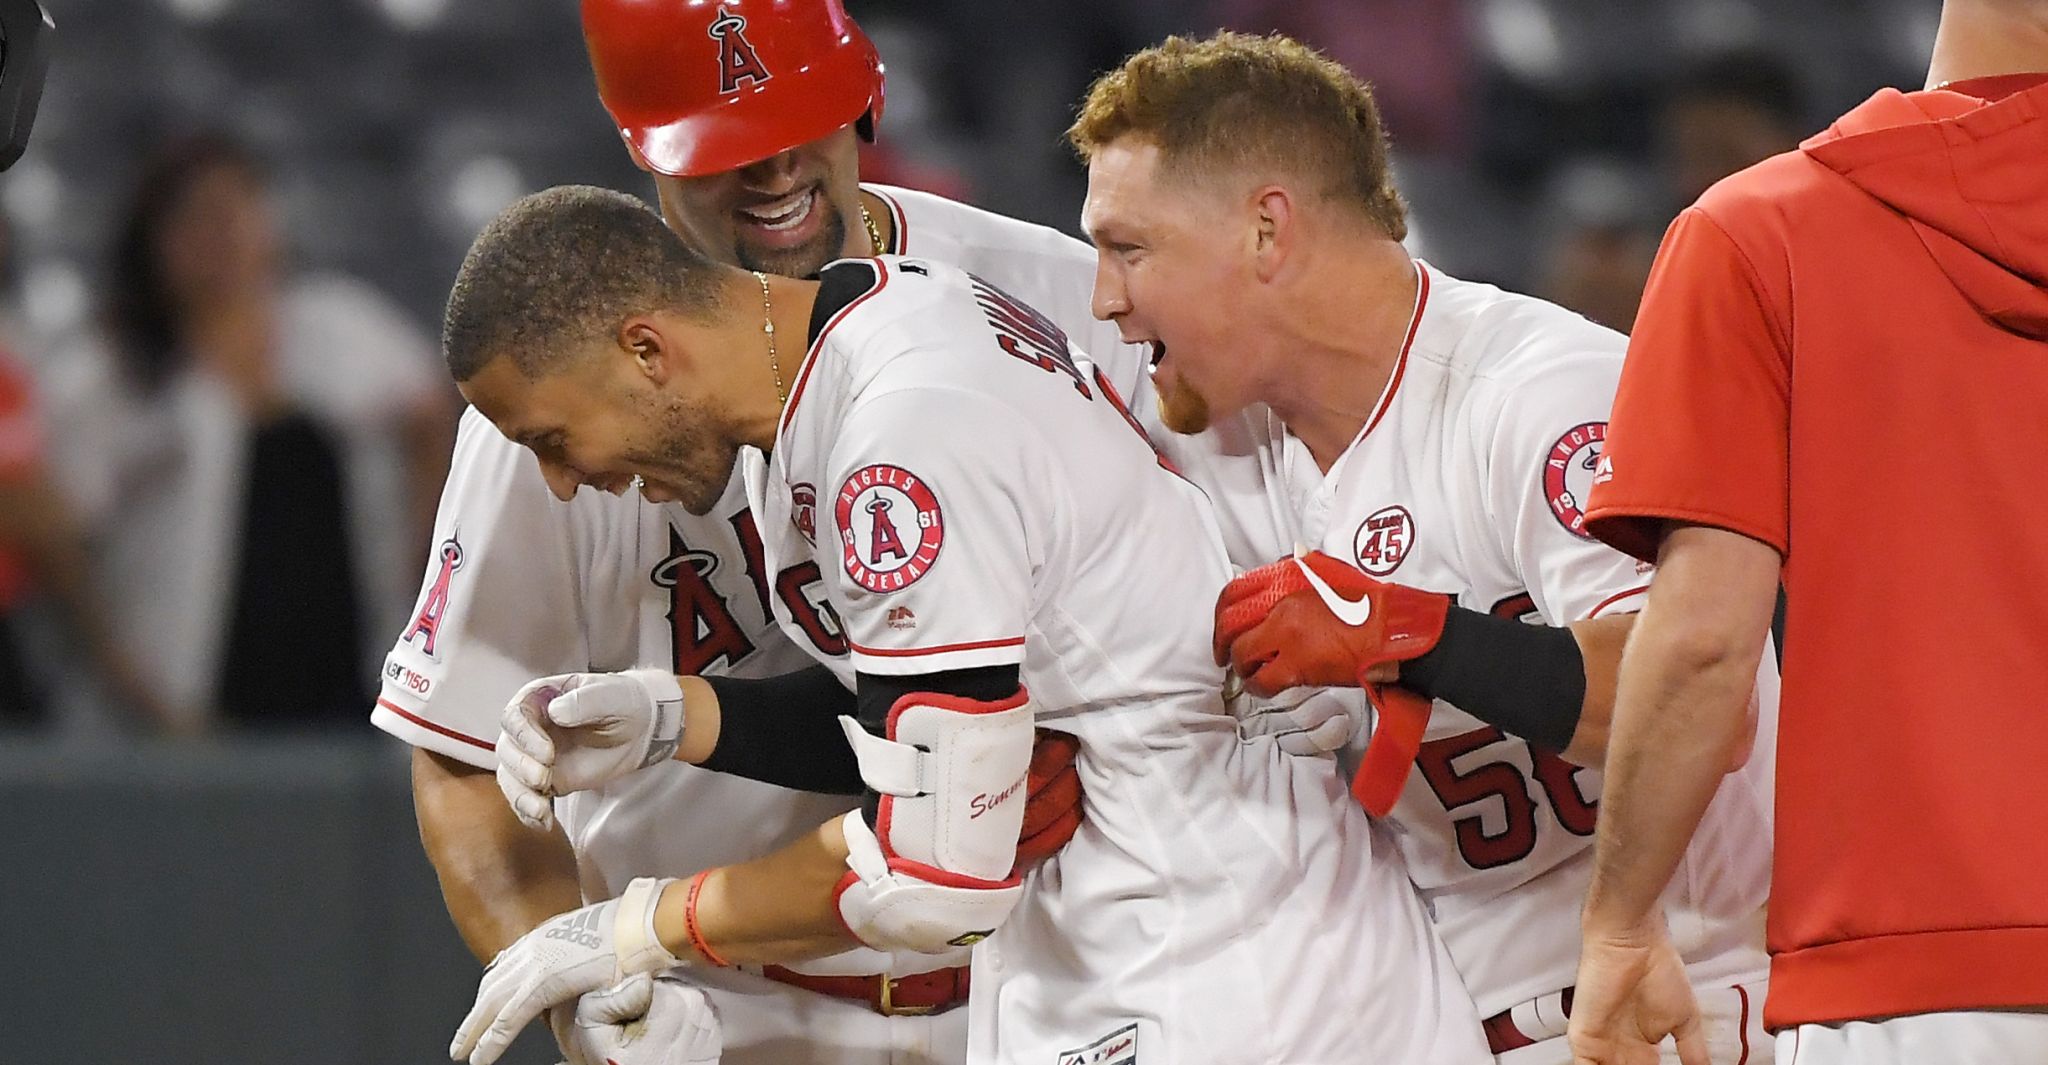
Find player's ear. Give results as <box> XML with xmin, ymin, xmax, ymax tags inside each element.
<box><xmin>618</xmin><ymin>316</ymin><xmax>675</xmax><ymax>384</ymax></box>
<box><xmin>1251</xmin><ymin>185</ymin><xmax>1292</xmax><ymax>283</ymax></box>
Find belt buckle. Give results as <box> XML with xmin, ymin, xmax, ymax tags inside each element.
<box><xmin>877</xmin><ymin>976</ymin><xmax>935</xmax><ymax>1017</ymax></box>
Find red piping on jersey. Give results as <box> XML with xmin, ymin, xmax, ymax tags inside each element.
<box><xmin>1585</xmin><ymin>584</ymin><xmax>1650</xmax><ymax>619</ymax></box>
<box><xmin>850</xmin><ymin>635</ymin><xmax>1026</xmax><ymax>658</ymax></box>
<box><xmin>376</xmin><ymin>697</ymin><xmax>493</xmax><ymax>752</ymax></box>
<box><xmin>1360</xmin><ymin>262</ymin><xmax>1431</xmax><ymax>441</ymax></box>
<box><xmin>778</xmin><ymin>258</ymin><xmax>891</xmax><ymax>440</ymax></box>
<box><xmin>1735</xmin><ymin>984</ymin><xmax>1752</xmax><ymax>1065</ymax></box>
<box><xmin>872</xmin><ymin>187</ymin><xmax>907</xmax><ymax>253</ymax></box>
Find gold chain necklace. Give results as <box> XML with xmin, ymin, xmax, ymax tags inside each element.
<box><xmin>860</xmin><ymin>202</ymin><xmax>885</xmax><ymax>255</ymax></box>
<box><xmin>752</xmin><ymin>270</ymin><xmax>784</xmax><ymax>405</ymax></box>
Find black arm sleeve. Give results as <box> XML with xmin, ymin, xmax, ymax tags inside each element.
<box><xmin>700</xmin><ymin>665</ymin><xmax>863</xmax><ymax>795</ymax></box>
<box><xmin>855</xmin><ymin>665</ymin><xmax>1024</xmax><ymax>828</ymax></box>
<box><xmin>1397</xmin><ymin>606</ymin><xmax>1585</xmax><ymax>754</ymax></box>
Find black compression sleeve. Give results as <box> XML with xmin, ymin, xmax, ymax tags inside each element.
<box><xmin>1397</xmin><ymin>607</ymin><xmax>1585</xmax><ymax>754</ymax></box>
<box><xmin>700</xmin><ymin>665</ymin><xmax>864</xmax><ymax>795</ymax></box>
<box><xmin>854</xmin><ymin>665</ymin><xmax>1024</xmax><ymax>828</ymax></box>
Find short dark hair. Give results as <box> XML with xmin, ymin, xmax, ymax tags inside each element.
<box><xmin>1069</xmin><ymin>32</ymin><xmax>1407</xmax><ymax>240</ymax></box>
<box><xmin>443</xmin><ymin>185</ymin><xmax>726</xmax><ymax>382</ymax></box>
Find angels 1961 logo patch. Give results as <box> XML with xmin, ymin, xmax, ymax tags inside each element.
<box><xmin>1544</xmin><ymin>421</ymin><xmax>1606</xmax><ymax>540</ymax></box>
<box><xmin>836</xmin><ymin>464</ymin><xmax>945</xmax><ymax>593</ymax></box>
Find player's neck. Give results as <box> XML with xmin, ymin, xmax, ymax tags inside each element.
<box><xmin>1265</xmin><ymin>244</ymin><xmax>1419</xmax><ymax>473</ymax></box>
<box><xmin>731</xmin><ymin>272</ymin><xmax>822</xmax><ymax>451</ymax></box>
<box><xmin>1926</xmin><ymin>0</ymin><xmax>2048</xmax><ymax>87</ymax></box>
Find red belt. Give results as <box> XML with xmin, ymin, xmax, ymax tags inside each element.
<box><xmin>1483</xmin><ymin>986</ymin><xmax>1574</xmax><ymax>1054</ymax></box>
<box><xmin>759</xmin><ymin>964</ymin><xmax>972</xmax><ymax>1016</ymax></box>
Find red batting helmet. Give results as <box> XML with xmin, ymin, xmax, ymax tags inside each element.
<box><xmin>583</xmin><ymin>0</ymin><xmax>886</xmax><ymax>177</ymax></box>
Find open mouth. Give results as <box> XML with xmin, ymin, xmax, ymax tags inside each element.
<box><xmin>737</xmin><ymin>186</ymin><xmax>818</xmax><ymax>234</ymax></box>
<box><xmin>1149</xmin><ymin>340</ymin><xmax>1167</xmax><ymax>368</ymax></box>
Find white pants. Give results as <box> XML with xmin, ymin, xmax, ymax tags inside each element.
<box><xmin>1498</xmin><ymin>980</ymin><xmax>1771</xmax><ymax>1065</ymax></box>
<box><xmin>684</xmin><ymin>965</ymin><xmax>968</xmax><ymax>1065</ymax></box>
<box><xmin>1778</xmin><ymin>1010</ymin><xmax>2048</xmax><ymax>1064</ymax></box>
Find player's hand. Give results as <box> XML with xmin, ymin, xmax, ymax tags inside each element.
<box><xmin>1567</xmin><ymin>920</ymin><xmax>1709</xmax><ymax>1065</ymax></box>
<box><xmin>548</xmin><ymin>973</ymin><xmax>723</xmax><ymax>1065</ymax></box>
<box><xmin>1230</xmin><ymin>683</ymin><xmax>1360</xmax><ymax>756</ymax></box>
<box><xmin>1212</xmin><ymin>551</ymin><xmax>1450</xmax><ymax>696</ymax></box>
<box><xmin>451</xmin><ymin>877</ymin><xmax>681</xmax><ymax>1065</ymax></box>
<box><xmin>1015</xmin><ymin>729</ymin><xmax>1083</xmax><ymax>871</ymax></box>
<box><xmin>497</xmin><ymin>670</ymin><xmax>686</xmax><ymax>830</ymax></box>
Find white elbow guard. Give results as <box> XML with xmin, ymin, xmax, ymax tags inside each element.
<box><xmin>832</xmin><ymin>688</ymin><xmax>1035</xmax><ymax>953</ymax></box>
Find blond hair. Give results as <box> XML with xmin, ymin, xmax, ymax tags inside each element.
<box><xmin>1068</xmin><ymin>32</ymin><xmax>1407</xmax><ymax>240</ymax></box>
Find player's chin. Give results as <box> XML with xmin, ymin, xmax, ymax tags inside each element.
<box><xmin>1154</xmin><ymin>373</ymin><xmax>1213</xmax><ymax>435</ymax></box>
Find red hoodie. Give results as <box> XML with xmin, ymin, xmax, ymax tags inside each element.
<box><xmin>1586</xmin><ymin>77</ymin><xmax>2048</xmax><ymax>1029</ymax></box>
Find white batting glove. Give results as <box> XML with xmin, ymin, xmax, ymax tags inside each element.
<box><xmin>549</xmin><ymin>973</ymin><xmax>723</xmax><ymax>1065</ymax></box>
<box><xmin>451</xmin><ymin>877</ymin><xmax>681</xmax><ymax>1065</ymax></box>
<box><xmin>497</xmin><ymin>670</ymin><xmax>686</xmax><ymax>831</ymax></box>
<box><xmin>1231</xmin><ymin>683</ymin><xmax>1361</xmax><ymax>756</ymax></box>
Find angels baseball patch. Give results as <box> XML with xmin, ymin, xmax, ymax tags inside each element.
<box><xmin>1543</xmin><ymin>421</ymin><xmax>1606</xmax><ymax>540</ymax></box>
<box><xmin>836</xmin><ymin>464</ymin><xmax>945</xmax><ymax>593</ymax></box>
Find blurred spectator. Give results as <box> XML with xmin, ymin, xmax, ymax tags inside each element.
<box><xmin>1211</xmin><ymin>0</ymin><xmax>1474</xmax><ymax>156</ymax></box>
<box><xmin>0</xmin><ymin>342</ymin><xmax>177</xmax><ymax>729</ymax></box>
<box><xmin>1537</xmin><ymin>158</ymin><xmax>1663</xmax><ymax>333</ymax></box>
<box><xmin>1661</xmin><ymin>49</ymin><xmax>1808</xmax><ymax>209</ymax></box>
<box><xmin>39</xmin><ymin>132</ymin><xmax>456</xmax><ymax>732</ymax></box>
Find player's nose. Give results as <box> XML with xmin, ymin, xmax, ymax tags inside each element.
<box><xmin>1090</xmin><ymin>259</ymin><xmax>1129</xmax><ymax>322</ymax></box>
<box><xmin>737</xmin><ymin>149</ymin><xmax>802</xmax><ymax>195</ymax></box>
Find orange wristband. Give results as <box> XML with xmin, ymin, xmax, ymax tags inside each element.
<box><xmin>684</xmin><ymin>869</ymin><xmax>731</xmax><ymax>968</ymax></box>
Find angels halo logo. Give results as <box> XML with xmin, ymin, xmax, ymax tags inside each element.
<box><xmin>834</xmin><ymin>464</ymin><xmax>944</xmax><ymax>593</ymax></box>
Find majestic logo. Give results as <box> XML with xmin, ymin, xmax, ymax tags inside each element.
<box><xmin>886</xmin><ymin>605</ymin><xmax>917</xmax><ymax>630</ymax></box>
<box><xmin>790</xmin><ymin>482</ymin><xmax>818</xmax><ymax>543</ymax></box>
<box><xmin>1544</xmin><ymin>421</ymin><xmax>1606</xmax><ymax>540</ymax></box>
<box><xmin>1353</xmin><ymin>505</ymin><xmax>1414</xmax><ymax>577</ymax></box>
<box><xmin>402</xmin><ymin>534</ymin><xmax>465</xmax><ymax>658</ymax></box>
<box><xmin>1057</xmin><ymin>1023</ymin><xmax>1139</xmax><ymax>1065</ymax></box>
<box><xmin>1296</xmin><ymin>555</ymin><xmax>1373</xmax><ymax>627</ymax></box>
<box><xmin>707</xmin><ymin>5</ymin><xmax>772</xmax><ymax>95</ymax></box>
<box><xmin>835</xmin><ymin>464</ymin><xmax>945</xmax><ymax>593</ymax></box>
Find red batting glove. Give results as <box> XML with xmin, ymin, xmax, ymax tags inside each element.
<box><xmin>1013</xmin><ymin>729</ymin><xmax>1082</xmax><ymax>873</ymax></box>
<box><xmin>1213</xmin><ymin>551</ymin><xmax>1451</xmax><ymax>816</ymax></box>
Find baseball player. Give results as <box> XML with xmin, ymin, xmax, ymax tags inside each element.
<box><xmin>439</xmin><ymin>186</ymin><xmax>1490</xmax><ymax>1065</ymax></box>
<box><xmin>378</xmin><ymin>3</ymin><xmax>1152</xmax><ymax>1063</ymax></box>
<box><xmin>1068</xmin><ymin>34</ymin><xmax>1778</xmax><ymax>1063</ymax></box>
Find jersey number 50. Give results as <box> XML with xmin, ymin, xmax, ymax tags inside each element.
<box><xmin>1415</xmin><ymin>726</ymin><xmax>1599</xmax><ymax>870</ymax></box>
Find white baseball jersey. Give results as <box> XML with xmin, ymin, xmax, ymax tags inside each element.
<box><xmin>742</xmin><ymin>255</ymin><xmax>1489</xmax><ymax>1065</ymax></box>
<box><xmin>371</xmin><ymin>185</ymin><xmax>1154</xmax><ymax>1064</ymax></box>
<box><xmin>1180</xmin><ymin>262</ymin><xmax>1776</xmax><ymax>1023</ymax></box>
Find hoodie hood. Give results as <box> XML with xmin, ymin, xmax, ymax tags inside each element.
<box><xmin>1802</xmin><ymin>81</ymin><xmax>2048</xmax><ymax>338</ymax></box>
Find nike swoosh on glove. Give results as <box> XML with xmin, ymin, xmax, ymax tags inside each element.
<box><xmin>1213</xmin><ymin>551</ymin><xmax>1451</xmax><ymax>815</ymax></box>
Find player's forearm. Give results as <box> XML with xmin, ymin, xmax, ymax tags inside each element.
<box><xmin>1581</xmin><ymin>526</ymin><xmax>1778</xmax><ymax>936</ymax></box>
<box><xmin>1558</xmin><ymin>613</ymin><xmax>1634</xmax><ymax>765</ymax></box>
<box><xmin>412</xmin><ymin>747</ymin><xmax>585</xmax><ymax>962</ymax></box>
<box><xmin>652</xmin><ymin>817</ymin><xmax>858</xmax><ymax>965</ymax></box>
<box><xmin>679</xmin><ymin>668</ymin><xmax>866</xmax><ymax>793</ymax></box>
